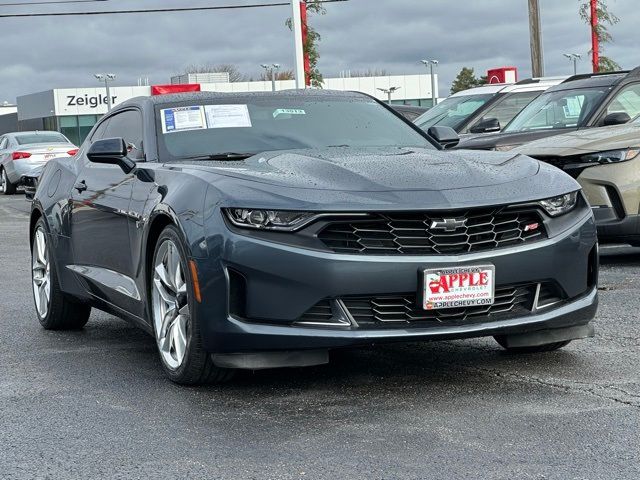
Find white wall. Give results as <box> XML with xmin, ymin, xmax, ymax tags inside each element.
<box><xmin>200</xmin><ymin>74</ymin><xmax>437</xmax><ymax>103</ymax></box>
<box><xmin>17</xmin><ymin>73</ymin><xmax>439</xmax><ymax>120</ymax></box>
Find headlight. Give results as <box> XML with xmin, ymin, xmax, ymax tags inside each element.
<box><xmin>494</xmin><ymin>144</ymin><xmax>518</xmax><ymax>152</ymax></box>
<box><xmin>580</xmin><ymin>148</ymin><xmax>640</xmax><ymax>164</ymax></box>
<box><xmin>224</xmin><ymin>208</ymin><xmax>315</xmax><ymax>231</ymax></box>
<box><xmin>538</xmin><ymin>191</ymin><xmax>579</xmax><ymax>217</ymax></box>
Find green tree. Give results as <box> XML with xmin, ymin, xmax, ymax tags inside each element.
<box><xmin>579</xmin><ymin>0</ymin><xmax>621</xmax><ymax>72</ymax></box>
<box><xmin>286</xmin><ymin>1</ymin><xmax>326</xmax><ymax>87</ymax></box>
<box><xmin>450</xmin><ymin>67</ymin><xmax>484</xmax><ymax>94</ymax></box>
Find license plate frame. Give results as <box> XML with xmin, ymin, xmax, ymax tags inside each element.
<box><xmin>420</xmin><ymin>265</ymin><xmax>495</xmax><ymax>311</ymax></box>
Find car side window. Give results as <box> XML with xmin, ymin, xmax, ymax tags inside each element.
<box><xmin>90</xmin><ymin>119</ymin><xmax>110</xmax><ymax>143</ymax></box>
<box><xmin>0</xmin><ymin>137</ymin><xmax>7</xmax><ymax>150</ymax></box>
<box><xmin>471</xmin><ymin>91</ymin><xmax>540</xmax><ymax>131</ymax></box>
<box><xmin>605</xmin><ymin>83</ymin><xmax>640</xmax><ymax>121</ymax></box>
<box><xmin>104</xmin><ymin>109</ymin><xmax>144</xmax><ymax>160</ymax></box>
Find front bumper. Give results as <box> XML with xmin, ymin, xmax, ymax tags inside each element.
<box><xmin>195</xmin><ymin>209</ymin><xmax>598</xmax><ymax>353</ymax></box>
<box><xmin>578</xmin><ymin>160</ymin><xmax>640</xmax><ymax>244</ymax></box>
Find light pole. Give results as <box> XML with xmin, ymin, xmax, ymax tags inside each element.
<box><xmin>261</xmin><ymin>63</ymin><xmax>281</xmax><ymax>92</ymax></box>
<box><xmin>377</xmin><ymin>87</ymin><xmax>400</xmax><ymax>105</ymax></box>
<box><xmin>94</xmin><ymin>73</ymin><xmax>116</xmax><ymax>111</ymax></box>
<box><xmin>421</xmin><ymin>59</ymin><xmax>439</xmax><ymax>107</ymax></box>
<box><xmin>563</xmin><ymin>53</ymin><xmax>582</xmax><ymax>75</ymax></box>
<box><xmin>290</xmin><ymin>0</ymin><xmax>305</xmax><ymax>89</ymax></box>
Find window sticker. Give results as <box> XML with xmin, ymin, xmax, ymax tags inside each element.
<box><xmin>204</xmin><ymin>104</ymin><xmax>252</xmax><ymax>129</ymax></box>
<box><xmin>161</xmin><ymin>106</ymin><xmax>206</xmax><ymax>134</ymax></box>
<box><xmin>564</xmin><ymin>97</ymin><xmax>583</xmax><ymax>118</ymax></box>
<box><xmin>273</xmin><ymin>108</ymin><xmax>306</xmax><ymax>118</ymax></box>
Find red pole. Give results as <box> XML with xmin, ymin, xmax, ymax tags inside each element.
<box><xmin>300</xmin><ymin>1</ymin><xmax>311</xmax><ymax>86</ymax></box>
<box><xmin>591</xmin><ymin>0</ymin><xmax>599</xmax><ymax>72</ymax></box>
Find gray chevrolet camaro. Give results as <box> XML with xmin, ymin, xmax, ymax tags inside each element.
<box><xmin>29</xmin><ymin>90</ymin><xmax>598</xmax><ymax>384</ymax></box>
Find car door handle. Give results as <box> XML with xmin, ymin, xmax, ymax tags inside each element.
<box><xmin>74</xmin><ymin>180</ymin><xmax>87</xmax><ymax>193</ymax></box>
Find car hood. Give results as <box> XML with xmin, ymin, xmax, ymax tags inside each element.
<box><xmin>512</xmin><ymin>123</ymin><xmax>640</xmax><ymax>157</ymax></box>
<box><xmin>455</xmin><ymin>128</ymin><xmax>576</xmax><ymax>150</ymax></box>
<box><xmin>182</xmin><ymin>147</ymin><xmax>540</xmax><ymax>192</ymax></box>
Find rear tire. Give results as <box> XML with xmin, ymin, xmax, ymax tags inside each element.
<box><xmin>32</xmin><ymin>218</ymin><xmax>91</xmax><ymax>330</ymax></box>
<box><xmin>1</xmin><ymin>168</ymin><xmax>16</xmax><ymax>195</ymax></box>
<box><xmin>150</xmin><ymin>225</ymin><xmax>234</xmax><ymax>384</ymax></box>
<box><xmin>494</xmin><ymin>336</ymin><xmax>571</xmax><ymax>353</ymax></box>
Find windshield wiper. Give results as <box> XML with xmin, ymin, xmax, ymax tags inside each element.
<box><xmin>183</xmin><ymin>152</ymin><xmax>255</xmax><ymax>161</ymax></box>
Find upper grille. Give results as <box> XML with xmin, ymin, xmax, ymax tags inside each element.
<box><xmin>341</xmin><ymin>284</ymin><xmax>537</xmax><ymax>327</ymax></box>
<box><xmin>317</xmin><ymin>207</ymin><xmax>546</xmax><ymax>255</ymax></box>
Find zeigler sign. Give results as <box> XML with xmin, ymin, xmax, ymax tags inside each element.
<box><xmin>54</xmin><ymin>86</ymin><xmax>151</xmax><ymax>116</ymax></box>
<box><xmin>66</xmin><ymin>93</ymin><xmax>118</xmax><ymax>109</ymax></box>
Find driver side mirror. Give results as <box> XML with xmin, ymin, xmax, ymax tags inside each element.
<box><xmin>427</xmin><ymin>126</ymin><xmax>460</xmax><ymax>149</ymax></box>
<box><xmin>87</xmin><ymin>137</ymin><xmax>136</xmax><ymax>173</ymax></box>
<box><xmin>603</xmin><ymin>112</ymin><xmax>631</xmax><ymax>126</ymax></box>
<box><xmin>469</xmin><ymin>117</ymin><xmax>501</xmax><ymax>134</ymax></box>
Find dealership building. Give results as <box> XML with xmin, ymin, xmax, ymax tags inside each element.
<box><xmin>15</xmin><ymin>73</ymin><xmax>438</xmax><ymax>145</ymax></box>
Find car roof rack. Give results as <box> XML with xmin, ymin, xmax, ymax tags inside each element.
<box><xmin>515</xmin><ymin>76</ymin><xmax>567</xmax><ymax>85</ymax></box>
<box><xmin>561</xmin><ymin>70</ymin><xmax>631</xmax><ymax>83</ymax></box>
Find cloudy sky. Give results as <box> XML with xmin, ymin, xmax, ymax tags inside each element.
<box><xmin>1</xmin><ymin>0</ymin><xmax>637</xmax><ymax>102</ymax></box>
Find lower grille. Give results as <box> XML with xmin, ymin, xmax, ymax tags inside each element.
<box><xmin>343</xmin><ymin>285</ymin><xmax>536</xmax><ymax>326</ymax></box>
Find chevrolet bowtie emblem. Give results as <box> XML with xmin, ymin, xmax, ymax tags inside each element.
<box><xmin>429</xmin><ymin>218</ymin><xmax>467</xmax><ymax>232</ymax></box>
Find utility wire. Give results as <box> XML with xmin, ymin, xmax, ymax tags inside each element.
<box><xmin>0</xmin><ymin>0</ymin><xmax>348</xmax><ymax>18</ymax></box>
<box><xmin>0</xmin><ymin>0</ymin><xmax>107</xmax><ymax>6</ymax></box>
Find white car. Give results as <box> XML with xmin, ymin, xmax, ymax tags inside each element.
<box><xmin>0</xmin><ymin>131</ymin><xmax>78</xmax><ymax>195</ymax></box>
<box><xmin>414</xmin><ymin>77</ymin><xmax>567</xmax><ymax>135</ymax></box>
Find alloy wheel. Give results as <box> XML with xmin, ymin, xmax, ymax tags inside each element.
<box><xmin>152</xmin><ymin>239</ymin><xmax>190</xmax><ymax>370</ymax></box>
<box><xmin>0</xmin><ymin>169</ymin><xmax>6</xmax><ymax>193</ymax></box>
<box><xmin>32</xmin><ymin>227</ymin><xmax>51</xmax><ymax>318</ymax></box>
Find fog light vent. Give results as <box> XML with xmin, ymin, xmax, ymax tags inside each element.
<box><xmin>535</xmin><ymin>283</ymin><xmax>564</xmax><ymax>310</ymax></box>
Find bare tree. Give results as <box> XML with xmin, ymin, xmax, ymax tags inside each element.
<box><xmin>259</xmin><ymin>69</ymin><xmax>295</xmax><ymax>81</ymax></box>
<box><xmin>345</xmin><ymin>69</ymin><xmax>390</xmax><ymax>78</ymax></box>
<box><xmin>182</xmin><ymin>63</ymin><xmax>246</xmax><ymax>82</ymax></box>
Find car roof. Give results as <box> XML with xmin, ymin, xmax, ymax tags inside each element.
<box><xmin>391</xmin><ymin>105</ymin><xmax>427</xmax><ymax>112</ymax></box>
<box><xmin>546</xmin><ymin>68</ymin><xmax>640</xmax><ymax>92</ymax></box>
<box><xmin>6</xmin><ymin>131</ymin><xmax>65</xmax><ymax>137</ymax></box>
<box><xmin>449</xmin><ymin>76</ymin><xmax>567</xmax><ymax>98</ymax></box>
<box><xmin>118</xmin><ymin>89</ymin><xmax>369</xmax><ymax>110</ymax></box>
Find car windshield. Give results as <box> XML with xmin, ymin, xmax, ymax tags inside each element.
<box><xmin>15</xmin><ymin>132</ymin><xmax>68</xmax><ymax>145</ymax></box>
<box><xmin>156</xmin><ymin>96</ymin><xmax>435</xmax><ymax>160</ymax></box>
<box><xmin>504</xmin><ymin>87</ymin><xmax>609</xmax><ymax>132</ymax></box>
<box><xmin>413</xmin><ymin>93</ymin><xmax>496</xmax><ymax>130</ymax></box>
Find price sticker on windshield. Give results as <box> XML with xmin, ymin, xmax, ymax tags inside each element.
<box><xmin>204</xmin><ymin>104</ymin><xmax>252</xmax><ymax>129</ymax></box>
<box><xmin>161</xmin><ymin>106</ymin><xmax>206</xmax><ymax>134</ymax></box>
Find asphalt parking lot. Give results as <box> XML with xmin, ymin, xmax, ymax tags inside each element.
<box><xmin>0</xmin><ymin>194</ymin><xmax>638</xmax><ymax>480</ymax></box>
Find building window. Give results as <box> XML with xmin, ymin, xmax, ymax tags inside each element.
<box><xmin>43</xmin><ymin>117</ymin><xmax>58</xmax><ymax>131</ymax></box>
<box><xmin>79</xmin><ymin>115</ymin><xmax>98</xmax><ymax>143</ymax></box>
<box><xmin>59</xmin><ymin>116</ymin><xmax>80</xmax><ymax>146</ymax></box>
<box><xmin>58</xmin><ymin>115</ymin><xmax>99</xmax><ymax>146</ymax></box>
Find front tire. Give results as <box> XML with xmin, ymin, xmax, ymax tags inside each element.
<box><xmin>32</xmin><ymin>218</ymin><xmax>91</xmax><ymax>330</ymax></box>
<box><xmin>1</xmin><ymin>168</ymin><xmax>16</xmax><ymax>195</ymax></box>
<box><xmin>150</xmin><ymin>225</ymin><xmax>233</xmax><ymax>384</ymax></box>
<box><xmin>494</xmin><ymin>336</ymin><xmax>571</xmax><ymax>353</ymax></box>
